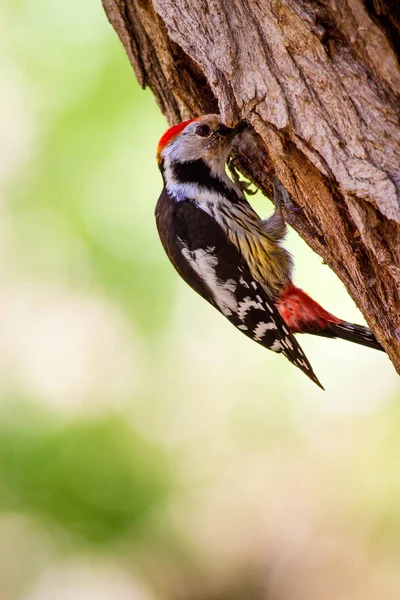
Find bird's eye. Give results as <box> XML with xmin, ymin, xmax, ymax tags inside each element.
<box><xmin>196</xmin><ymin>124</ymin><xmax>212</xmax><ymax>138</ymax></box>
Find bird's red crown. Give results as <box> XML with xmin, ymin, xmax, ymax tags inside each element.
<box><xmin>157</xmin><ymin>118</ymin><xmax>197</xmax><ymax>161</ymax></box>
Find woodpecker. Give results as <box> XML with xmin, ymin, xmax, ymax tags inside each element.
<box><xmin>155</xmin><ymin>114</ymin><xmax>383</xmax><ymax>388</ymax></box>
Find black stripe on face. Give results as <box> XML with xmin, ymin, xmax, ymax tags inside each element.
<box><xmin>171</xmin><ymin>159</ymin><xmax>242</xmax><ymax>204</ymax></box>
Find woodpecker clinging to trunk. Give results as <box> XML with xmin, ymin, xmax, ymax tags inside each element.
<box><xmin>155</xmin><ymin>114</ymin><xmax>384</xmax><ymax>389</ymax></box>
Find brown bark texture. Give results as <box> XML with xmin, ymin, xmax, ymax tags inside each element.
<box><xmin>102</xmin><ymin>0</ymin><xmax>400</xmax><ymax>373</ymax></box>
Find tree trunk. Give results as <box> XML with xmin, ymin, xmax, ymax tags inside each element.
<box><xmin>102</xmin><ymin>0</ymin><xmax>400</xmax><ymax>373</ymax></box>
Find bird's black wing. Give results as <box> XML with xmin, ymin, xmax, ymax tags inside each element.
<box><xmin>156</xmin><ymin>192</ymin><xmax>323</xmax><ymax>388</ymax></box>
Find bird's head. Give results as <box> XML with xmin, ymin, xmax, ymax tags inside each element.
<box><xmin>157</xmin><ymin>114</ymin><xmax>246</xmax><ymax>174</ymax></box>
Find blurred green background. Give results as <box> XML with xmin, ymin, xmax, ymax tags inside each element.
<box><xmin>1</xmin><ymin>0</ymin><xmax>399</xmax><ymax>598</ymax></box>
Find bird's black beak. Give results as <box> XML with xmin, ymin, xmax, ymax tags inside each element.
<box><xmin>215</xmin><ymin>124</ymin><xmax>236</xmax><ymax>137</ymax></box>
<box><xmin>215</xmin><ymin>120</ymin><xmax>248</xmax><ymax>138</ymax></box>
<box><xmin>234</xmin><ymin>119</ymin><xmax>248</xmax><ymax>133</ymax></box>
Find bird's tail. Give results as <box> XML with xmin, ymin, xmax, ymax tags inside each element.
<box><xmin>277</xmin><ymin>284</ymin><xmax>384</xmax><ymax>352</ymax></box>
<box><xmin>313</xmin><ymin>321</ymin><xmax>384</xmax><ymax>351</ymax></box>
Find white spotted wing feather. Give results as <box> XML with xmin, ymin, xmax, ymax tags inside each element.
<box><xmin>168</xmin><ymin>199</ymin><xmax>323</xmax><ymax>389</ymax></box>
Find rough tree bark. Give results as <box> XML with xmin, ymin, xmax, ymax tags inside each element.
<box><xmin>102</xmin><ymin>0</ymin><xmax>400</xmax><ymax>373</ymax></box>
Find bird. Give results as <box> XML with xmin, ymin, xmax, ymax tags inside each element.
<box><xmin>155</xmin><ymin>114</ymin><xmax>384</xmax><ymax>388</ymax></box>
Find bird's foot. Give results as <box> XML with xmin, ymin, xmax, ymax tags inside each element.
<box><xmin>273</xmin><ymin>176</ymin><xmax>303</xmax><ymax>214</ymax></box>
<box><xmin>228</xmin><ymin>159</ymin><xmax>258</xmax><ymax>196</ymax></box>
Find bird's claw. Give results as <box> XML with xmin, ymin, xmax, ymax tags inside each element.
<box><xmin>238</xmin><ymin>179</ymin><xmax>258</xmax><ymax>196</ymax></box>
<box><xmin>273</xmin><ymin>175</ymin><xmax>303</xmax><ymax>214</ymax></box>
<box><xmin>289</xmin><ymin>205</ymin><xmax>303</xmax><ymax>214</ymax></box>
<box><xmin>228</xmin><ymin>159</ymin><xmax>258</xmax><ymax>196</ymax></box>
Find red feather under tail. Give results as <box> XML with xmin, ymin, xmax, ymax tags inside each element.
<box><xmin>276</xmin><ymin>285</ymin><xmax>340</xmax><ymax>334</ymax></box>
<box><xmin>276</xmin><ymin>285</ymin><xmax>383</xmax><ymax>351</ymax></box>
